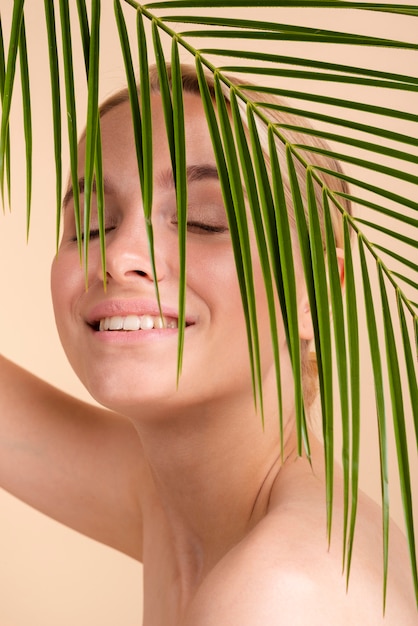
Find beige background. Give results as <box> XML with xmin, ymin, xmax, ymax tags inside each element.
<box><xmin>0</xmin><ymin>2</ymin><xmax>417</xmax><ymax>624</ymax></box>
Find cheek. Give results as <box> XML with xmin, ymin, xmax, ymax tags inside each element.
<box><xmin>50</xmin><ymin>252</ymin><xmax>82</xmax><ymax>328</ymax></box>
<box><xmin>187</xmin><ymin>246</ymin><xmax>242</xmax><ymax>310</ymax></box>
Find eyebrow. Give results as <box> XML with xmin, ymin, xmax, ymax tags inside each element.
<box><xmin>62</xmin><ymin>177</ymin><xmax>115</xmax><ymax>211</ymax></box>
<box><xmin>62</xmin><ymin>164</ymin><xmax>220</xmax><ymax>210</ymax></box>
<box><xmin>157</xmin><ymin>164</ymin><xmax>220</xmax><ymax>189</ymax></box>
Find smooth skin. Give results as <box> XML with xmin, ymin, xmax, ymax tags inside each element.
<box><xmin>0</xmin><ymin>93</ymin><xmax>416</xmax><ymax>625</ymax></box>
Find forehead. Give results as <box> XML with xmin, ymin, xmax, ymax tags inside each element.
<box><xmin>64</xmin><ymin>93</ymin><xmax>221</xmax><ymax>210</ymax></box>
<box><xmin>85</xmin><ymin>93</ymin><xmax>216</xmax><ymax>172</ymax></box>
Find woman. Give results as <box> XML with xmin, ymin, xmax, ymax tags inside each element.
<box><xmin>0</xmin><ymin>65</ymin><xmax>415</xmax><ymax>624</ymax></box>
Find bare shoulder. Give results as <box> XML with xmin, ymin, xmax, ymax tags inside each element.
<box><xmin>186</xmin><ymin>453</ymin><xmax>417</xmax><ymax>625</ymax></box>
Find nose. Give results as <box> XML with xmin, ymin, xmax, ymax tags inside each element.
<box><xmin>93</xmin><ymin>218</ymin><xmax>166</xmax><ymax>287</ymax></box>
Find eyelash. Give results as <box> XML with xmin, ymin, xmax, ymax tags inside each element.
<box><xmin>71</xmin><ymin>227</ymin><xmax>113</xmax><ymax>242</ymax></box>
<box><xmin>89</xmin><ymin>229</ymin><xmax>101</xmax><ymax>240</ymax></box>
<box><xmin>185</xmin><ymin>220</ymin><xmax>228</xmax><ymax>234</ymax></box>
<box><xmin>72</xmin><ymin>221</ymin><xmax>227</xmax><ymax>242</ymax></box>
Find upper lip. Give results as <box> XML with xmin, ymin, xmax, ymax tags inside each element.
<box><xmin>86</xmin><ymin>298</ymin><xmax>196</xmax><ymax>327</ymax></box>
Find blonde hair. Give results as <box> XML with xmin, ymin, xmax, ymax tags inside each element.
<box><xmin>98</xmin><ymin>63</ymin><xmax>352</xmax><ymax>409</ymax></box>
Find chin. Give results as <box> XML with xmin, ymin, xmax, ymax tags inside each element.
<box><xmin>83</xmin><ymin>371</ymin><xmax>180</xmax><ymax>416</ymax></box>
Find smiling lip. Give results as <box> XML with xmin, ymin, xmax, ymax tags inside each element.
<box><xmin>86</xmin><ymin>299</ymin><xmax>195</xmax><ymax>332</ymax></box>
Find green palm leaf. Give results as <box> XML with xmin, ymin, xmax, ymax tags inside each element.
<box><xmin>379</xmin><ymin>264</ymin><xmax>418</xmax><ymax>600</ymax></box>
<box><xmin>17</xmin><ymin>14</ymin><xmax>31</xmax><ymax>237</ymax></box>
<box><xmin>43</xmin><ymin>0</ymin><xmax>62</xmax><ymax>249</ymax></box>
<box><xmin>268</xmin><ymin>125</ymin><xmax>308</xmax><ymax>457</ymax></box>
<box><xmin>342</xmin><ymin>214</ymin><xmax>360</xmax><ymax>586</ymax></box>
<box><xmin>171</xmin><ymin>39</ymin><xmax>188</xmax><ymax>379</ymax></box>
<box><xmin>1</xmin><ymin>0</ymin><xmax>417</xmax><ymax>608</ymax></box>
<box><xmin>306</xmin><ymin>170</ymin><xmax>335</xmax><ymax>541</ymax></box>
<box><xmin>0</xmin><ymin>15</ymin><xmax>11</xmax><ymax>208</ymax></box>
<box><xmin>82</xmin><ymin>0</ymin><xmax>101</xmax><ymax>278</ymax></box>
<box><xmin>214</xmin><ymin>71</ymin><xmax>265</xmax><ymax>414</ymax></box>
<box><xmin>196</xmin><ymin>60</ymin><xmax>260</xmax><ymax>408</ymax></box>
<box><xmin>58</xmin><ymin>0</ymin><xmax>81</xmax><ymax>255</ymax></box>
<box><xmin>358</xmin><ymin>235</ymin><xmax>391</xmax><ymax>603</ymax></box>
<box><xmin>0</xmin><ymin>0</ymin><xmax>24</xmax><ymax>207</ymax></box>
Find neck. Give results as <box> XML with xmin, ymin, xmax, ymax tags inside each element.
<box><xmin>134</xmin><ymin>393</ymin><xmax>299</xmax><ymax>573</ymax></box>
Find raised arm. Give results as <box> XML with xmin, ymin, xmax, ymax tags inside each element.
<box><xmin>0</xmin><ymin>354</ymin><xmax>143</xmax><ymax>560</ymax></box>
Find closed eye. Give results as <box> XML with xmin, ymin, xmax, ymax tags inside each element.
<box><xmin>72</xmin><ymin>226</ymin><xmax>115</xmax><ymax>242</ymax></box>
<box><xmin>186</xmin><ymin>221</ymin><xmax>228</xmax><ymax>234</ymax></box>
<box><xmin>171</xmin><ymin>219</ymin><xmax>228</xmax><ymax>234</ymax></box>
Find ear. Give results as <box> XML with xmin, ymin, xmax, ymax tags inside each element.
<box><xmin>336</xmin><ymin>246</ymin><xmax>345</xmax><ymax>289</ymax></box>
<box><xmin>298</xmin><ymin>295</ymin><xmax>314</xmax><ymax>341</ymax></box>
<box><xmin>297</xmin><ymin>247</ymin><xmax>345</xmax><ymax>341</ymax></box>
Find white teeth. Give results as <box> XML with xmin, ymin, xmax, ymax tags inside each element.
<box><xmin>140</xmin><ymin>314</ymin><xmax>154</xmax><ymax>330</ymax></box>
<box><xmin>153</xmin><ymin>316</ymin><xmax>165</xmax><ymax>329</ymax></box>
<box><xmin>109</xmin><ymin>316</ymin><xmax>124</xmax><ymax>330</ymax></box>
<box><xmin>98</xmin><ymin>315</ymin><xmax>178</xmax><ymax>332</ymax></box>
<box><xmin>123</xmin><ymin>315</ymin><xmax>140</xmax><ymax>331</ymax></box>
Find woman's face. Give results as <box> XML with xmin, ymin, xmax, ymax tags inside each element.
<box><xmin>51</xmin><ymin>93</ymin><xmax>304</xmax><ymax>418</ymax></box>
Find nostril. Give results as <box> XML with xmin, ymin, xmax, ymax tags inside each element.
<box><xmin>134</xmin><ymin>270</ymin><xmax>147</xmax><ymax>277</ymax></box>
